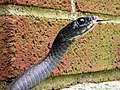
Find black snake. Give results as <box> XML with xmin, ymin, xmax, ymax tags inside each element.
<box><xmin>6</xmin><ymin>16</ymin><xmax>102</xmax><ymax>90</ymax></box>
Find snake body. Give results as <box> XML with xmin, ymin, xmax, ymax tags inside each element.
<box><xmin>7</xmin><ymin>16</ymin><xmax>99</xmax><ymax>90</ymax></box>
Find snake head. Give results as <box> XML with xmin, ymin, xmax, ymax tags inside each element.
<box><xmin>71</xmin><ymin>16</ymin><xmax>99</xmax><ymax>39</ymax></box>
<box><xmin>52</xmin><ymin>16</ymin><xmax>99</xmax><ymax>48</ymax></box>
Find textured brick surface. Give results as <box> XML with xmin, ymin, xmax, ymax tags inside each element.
<box><xmin>0</xmin><ymin>16</ymin><xmax>70</xmax><ymax>80</ymax></box>
<box><xmin>0</xmin><ymin>0</ymin><xmax>71</xmax><ymax>11</ymax></box>
<box><xmin>0</xmin><ymin>17</ymin><xmax>17</xmax><ymax>80</ymax></box>
<box><xmin>52</xmin><ymin>22</ymin><xmax>120</xmax><ymax>76</ymax></box>
<box><xmin>0</xmin><ymin>16</ymin><xmax>120</xmax><ymax>81</ymax></box>
<box><xmin>76</xmin><ymin>0</ymin><xmax>120</xmax><ymax>15</ymax></box>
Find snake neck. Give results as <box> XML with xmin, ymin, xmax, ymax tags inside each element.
<box><xmin>43</xmin><ymin>39</ymin><xmax>74</xmax><ymax>66</ymax></box>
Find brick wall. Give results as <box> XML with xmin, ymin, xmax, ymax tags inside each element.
<box><xmin>0</xmin><ymin>0</ymin><xmax>120</xmax><ymax>89</ymax></box>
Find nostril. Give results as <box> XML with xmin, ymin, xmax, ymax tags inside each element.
<box><xmin>93</xmin><ymin>16</ymin><xmax>99</xmax><ymax>20</ymax></box>
<box><xmin>88</xmin><ymin>16</ymin><xmax>98</xmax><ymax>21</ymax></box>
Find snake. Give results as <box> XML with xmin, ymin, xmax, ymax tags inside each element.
<box><xmin>6</xmin><ymin>16</ymin><xmax>102</xmax><ymax>90</ymax></box>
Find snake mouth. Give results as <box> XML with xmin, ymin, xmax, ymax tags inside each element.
<box><xmin>88</xmin><ymin>16</ymin><xmax>99</xmax><ymax>25</ymax></box>
<box><xmin>97</xmin><ymin>19</ymin><xmax>110</xmax><ymax>22</ymax></box>
<box><xmin>89</xmin><ymin>16</ymin><xmax>110</xmax><ymax>23</ymax></box>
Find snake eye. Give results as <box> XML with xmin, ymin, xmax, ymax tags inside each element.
<box><xmin>78</xmin><ymin>18</ymin><xmax>85</xmax><ymax>25</ymax></box>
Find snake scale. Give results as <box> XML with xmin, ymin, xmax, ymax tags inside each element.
<box><xmin>6</xmin><ymin>16</ymin><xmax>100</xmax><ymax>90</ymax></box>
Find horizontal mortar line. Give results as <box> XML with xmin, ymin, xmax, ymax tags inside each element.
<box><xmin>99</xmin><ymin>20</ymin><xmax>120</xmax><ymax>24</ymax></box>
<box><xmin>0</xmin><ymin>4</ymin><xmax>120</xmax><ymax>24</ymax></box>
<box><xmin>33</xmin><ymin>68</ymin><xmax>120</xmax><ymax>89</ymax></box>
<box><xmin>0</xmin><ymin>4</ymin><xmax>77</xmax><ymax>20</ymax></box>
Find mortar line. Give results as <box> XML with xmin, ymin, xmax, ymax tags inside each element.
<box><xmin>98</xmin><ymin>20</ymin><xmax>120</xmax><ymax>24</ymax></box>
<box><xmin>71</xmin><ymin>0</ymin><xmax>76</xmax><ymax>13</ymax></box>
<box><xmin>0</xmin><ymin>5</ymin><xmax>120</xmax><ymax>24</ymax></box>
<box><xmin>33</xmin><ymin>68</ymin><xmax>120</xmax><ymax>89</ymax></box>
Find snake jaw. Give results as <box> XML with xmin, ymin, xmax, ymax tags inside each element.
<box><xmin>89</xmin><ymin>16</ymin><xmax>99</xmax><ymax>24</ymax></box>
<box><xmin>97</xmin><ymin>19</ymin><xmax>110</xmax><ymax>22</ymax></box>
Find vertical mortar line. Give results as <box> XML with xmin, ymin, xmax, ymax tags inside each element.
<box><xmin>71</xmin><ymin>0</ymin><xmax>76</xmax><ymax>13</ymax></box>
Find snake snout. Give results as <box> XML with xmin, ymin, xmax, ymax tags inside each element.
<box><xmin>89</xmin><ymin>16</ymin><xmax>99</xmax><ymax>24</ymax></box>
<box><xmin>92</xmin><ymin>16</ymin><xmax>99</xmax><ymax>21</ymax></box>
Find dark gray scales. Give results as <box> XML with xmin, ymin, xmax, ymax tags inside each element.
<box><xmin>6</xmin><ymin>16</ymin><xmax>101</xmax><ymax>90</ymax></box>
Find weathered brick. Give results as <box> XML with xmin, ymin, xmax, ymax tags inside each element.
<box><xmin>0</xmin><ymin>16</ymin><xmax>120</xmax><ymax>81</ymax></box>
<box><xmin>0</xmin><ymin>0</ymin><xmax>71</xmax><ymax>11</ymax></box>
<box><xmin>52</xmin><ymin>22</ymin><xmax>120</xmax><ymax>76</ymax></box>
<box><xmin>76</xmin><ymin>0</ymin><xmax>120</xmax><ymax>15</ymax></box>
<box><xmin>0</xmin><ymin>16</ymin><xmax>17</xmax><ymax>80</ymax></box>
<box><xmin>0</xmin><ymin>16</ymin><xmax>70</xmax><ymax>80</ymax></box>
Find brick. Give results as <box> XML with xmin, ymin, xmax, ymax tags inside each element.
<box><xmin>76</xmin><ymin>0</ymin><xmax>120</xmax><ymax>15</ymax></box>
<box><xmin>0</xmin><ymin>16</ymin><xmax>70</xmax><ymax>80</ymax></box>
<box><xmin>52</xmin><ymin>22</ymin><xmax>120</xmax><ymax>76</ymax></box>
<box><xmin>0</xmin><ymin>16</ymin><xmax>120</xmax><ymax>81</ymax></box>
<box><xmin>0</xmin><ymin>0</ymin><xmax>71</xmax><ymax>11</ymax></box>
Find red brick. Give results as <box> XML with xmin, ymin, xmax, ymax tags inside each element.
<box><xmin>0</xmin><ymin>0</ymin><xmax>71</xmax><ymax>11</ymax></box>
<box><xmin>0</xmin><ymin>16</ymin><xmax>120</xmax><ymax>81</ymax></box>
<box><xmin>0</xmin><ymin>16</ymin><xmax>70</xmax><ymax>80</ymax></box>
<box><xmin>76</xmin><ymin>0</ymin><xmax>120</xmax><ymax>15</ymax></box>
<box><xmin>52</xmin><ymin>23</ymin><xmax>120</xmax><ymax>76</ymax></box>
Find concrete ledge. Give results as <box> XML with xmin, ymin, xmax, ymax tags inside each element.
<box><xmin>62</xmin><ymin>81</ymin><xmax>120</xmax><ymax>90</ymax></box>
